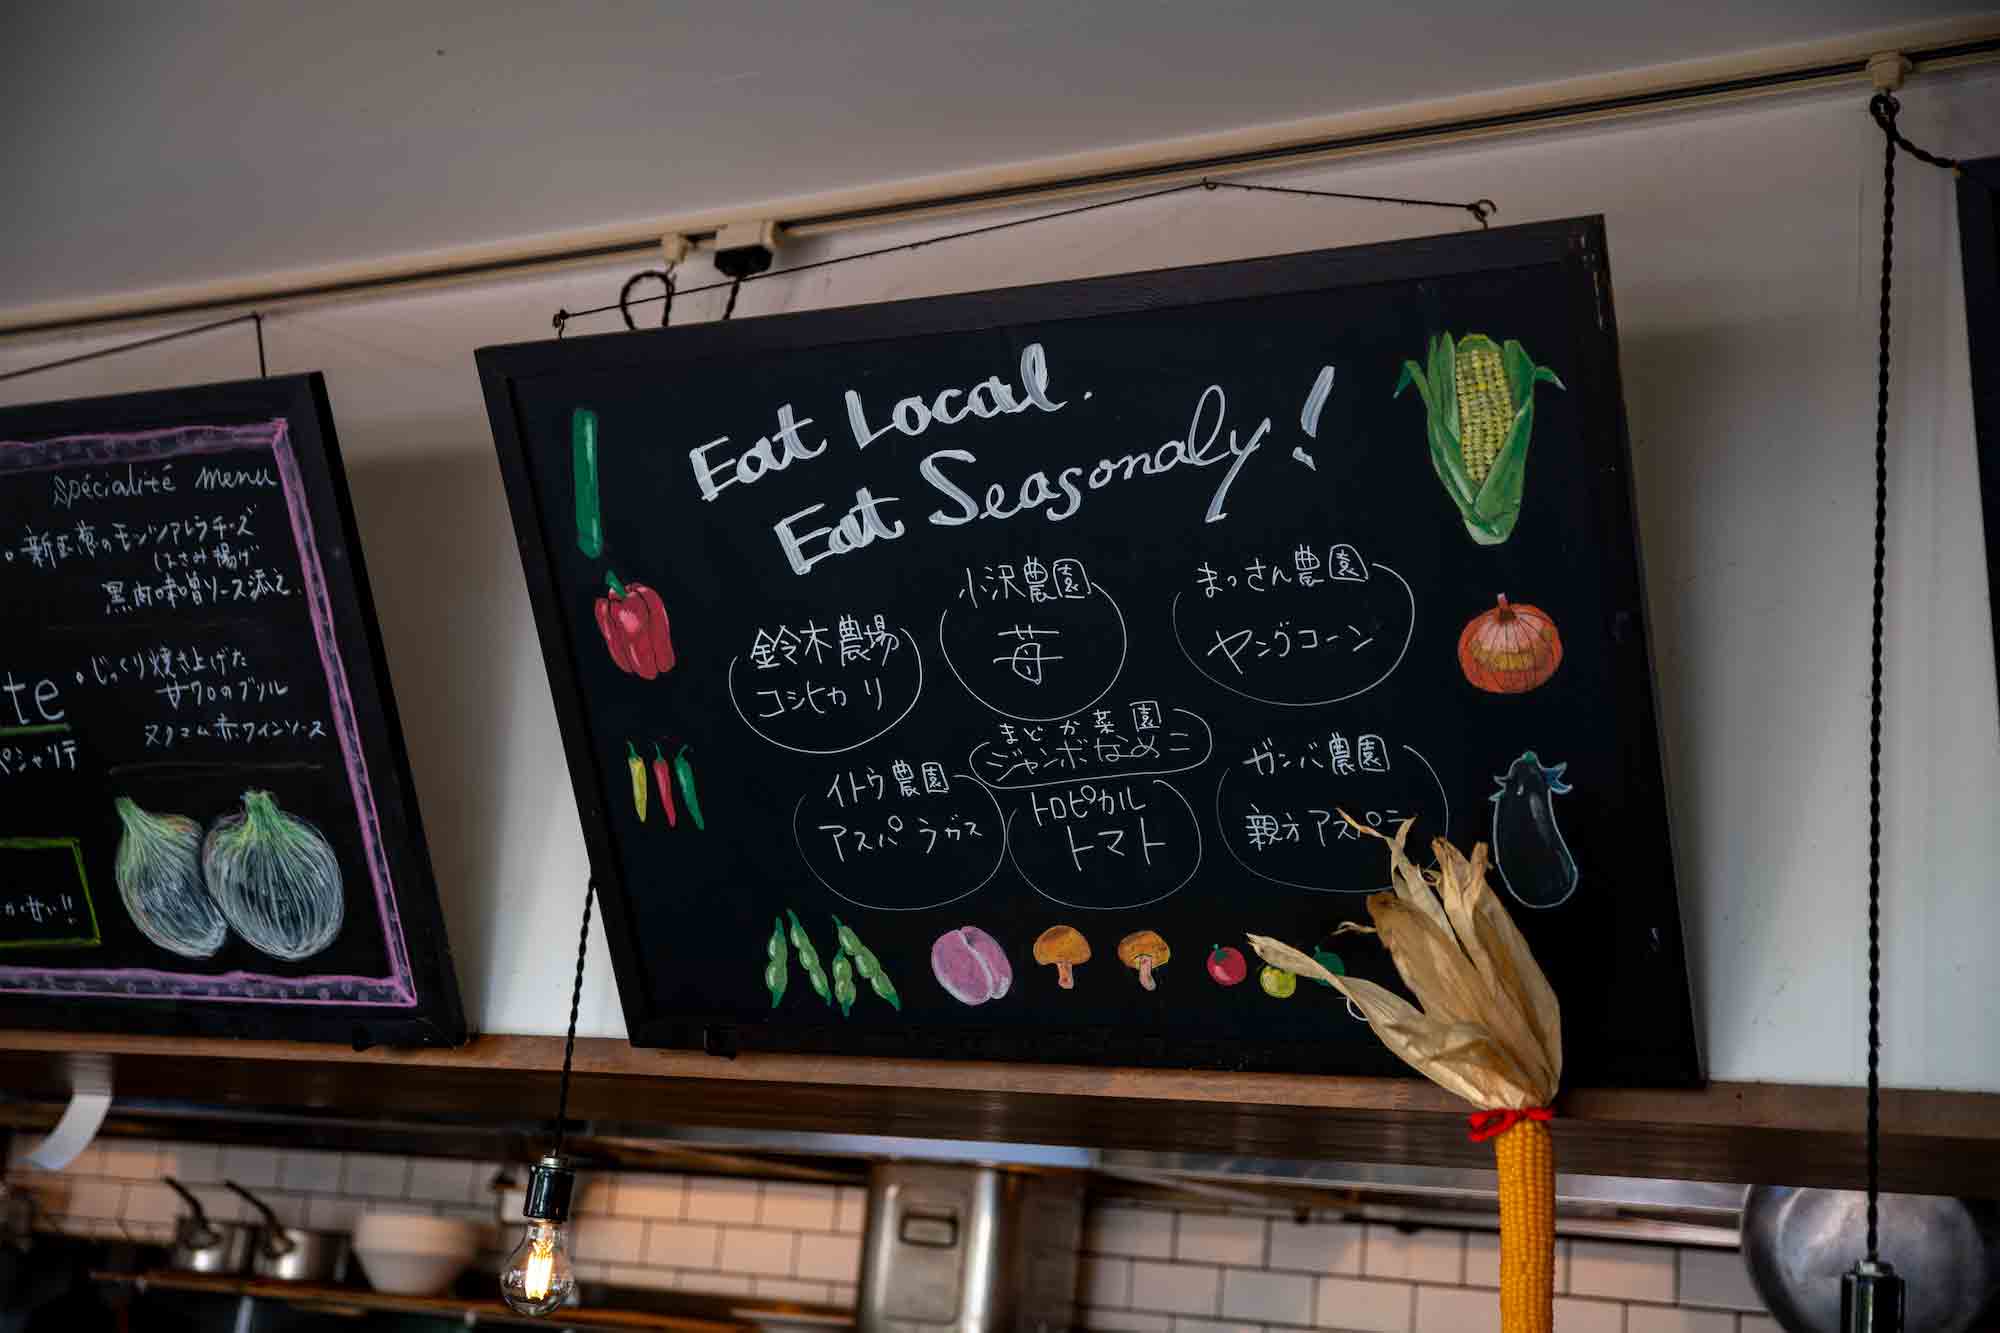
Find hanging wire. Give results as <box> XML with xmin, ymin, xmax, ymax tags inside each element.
<box><xmin>253</xmin><ymin>312</ymin><xmax>267</xmax><ymax>377</ymax></box>
<box><xmin>558</xmin><ymin>175</ymin><xmax>1495</xmax><ymax>332</ymax></box>
<box><xmin>0</xmin><ymin>311</ymin><xmax>263</xmax><ymax>385</ymax></box>
<box><xmin>618</xmin><ymin>270</ymin><xmax>676</xmax><ymax>330</ymax></box>
<box><xmin>1859</xmin><ymin>88</ymin><xmax>1959</xmax><ymax>1268</ymax></box>
<box><xmin>550</xmin><ymin>877</ymin><xmax>597</xmax><ymax>1158</ymax></box>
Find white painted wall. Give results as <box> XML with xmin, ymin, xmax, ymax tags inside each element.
<box><xmin>4</xmin><ymin>72</ymin><xmax>1997</xmax><ymax>1089</ymax></box>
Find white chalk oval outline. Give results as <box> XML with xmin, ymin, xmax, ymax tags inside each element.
<box><xmin>728</xmin><ymin>628</ymin><xmax>924</xmax><ymax>756</ymax></box>
<box><xmin>791</xmin><ymin>771</ymin><xmax>1008</xmax><ymax>913</ymax></box>
<box><xmin>966</xmin><ymin>706</ymin><xmax>1213</xmax><ymax>791</ymax></box>
<box><xmin>1169</xmin><ymin>562</ymin><xmax>1415</xmax><ymax>708</ymax></box>
<box><xmin>1213</xmin><ymin>743</ymin><xmax>1449</xmax><ymax>895</ymax></box>
<box><xmin>936</xmin><ymin>582</ymin><xmax>1127</xmax><ymax>723</ymax></box>
<box><xmin>1005</xmin><ymin>776</ymin><xmax>1202</xmax><ymax>911</ymax></box>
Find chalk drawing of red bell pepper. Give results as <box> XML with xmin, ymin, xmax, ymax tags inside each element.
<box><xmin>594</xmin><ymin>571</ymin><xmax>676</xmax><ymax>679</ymax></box>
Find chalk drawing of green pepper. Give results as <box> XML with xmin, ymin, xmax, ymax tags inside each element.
<box><xmin>835</xmin><ymin>915</ymin><xmax>902</xmax><ymax>1011</ymax></box>
<box><xmin>787</xmin><ymin>908</ymin><xmax>831</xmax><ymax>1005</ymax></box>
<box><xmin>1490</xmin><ymin>751</ymin><xmax>1579</xmax><ymax>909</ymax></box>
<box><xmin>674</xmin><ymin>746</ymin><xmax>705</xmax><ymax>831</ymax></box>
<box><xmin>764</xmin><ymin>916</ymin><xmax>789</xmax><ymax>1008</ymax></box>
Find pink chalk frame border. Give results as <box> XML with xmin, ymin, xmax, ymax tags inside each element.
<box><xmin>0</xmin><ymin>422</ymin><xmax>415</xmax><ymax>1006</ymax></box>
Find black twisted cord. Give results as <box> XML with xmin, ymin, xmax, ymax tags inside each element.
<box><xmin>1869</xmin><ymin>93</ymin><xmax>1960</xmax><ymax>173</ymax></box>
<box><xmin>1864</xmin><ymin>89</ymin><xmax>1898</xmax><ymax>1266</ymax></box>
<box><xmin>551</xmin><ymin>877</ymin><xmax>598</xmax><ymax>1158</ymax></box>
<box><xmin>566</xmin><ymin>175</ymin><xmax>1495</xmax><ymax>331</ymax></box>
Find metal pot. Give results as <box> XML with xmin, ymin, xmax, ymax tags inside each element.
<box><xmin>224</xmin><ymin>1180</ymin><xmax>351</xmax><ymax>1284</ymax></box>
<box><xmin>1740</xmin><ymin>1185</ymin><xmax>2000</xmax><ymax>1333</ymax></box>
<box><xmin>163</xmin><ymin>1177</ymin><xmax>256</xmax><ymax>1275</ymax></box>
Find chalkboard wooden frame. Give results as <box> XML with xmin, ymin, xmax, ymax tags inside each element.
<box><xmin>0</xmin><ymin>374</ymin><xmax>465</xmax><ymax>1047</ymax></box>
<box><xmin>481</xmin><ymin>217</ymin><xmax>1699</xmax><ymax>1086</ymax></box>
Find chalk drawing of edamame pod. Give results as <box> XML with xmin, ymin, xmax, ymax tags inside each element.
<box><xmin>1489</xmin><ymin>752</ymin><xmax>1578</xmax><ymax>909</ymax></box>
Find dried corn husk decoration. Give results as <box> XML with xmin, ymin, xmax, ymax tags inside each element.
<box><xmin>1250</xmin><ymin>816</ymin><xmax>1561</xmax><ymax>1333</ymax></box>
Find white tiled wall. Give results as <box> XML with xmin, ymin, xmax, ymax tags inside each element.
<box><xmin>1078</xmin><ymin>1204</ymin><xmax>1775</xmax><ymax>1333</ymax></box>
<box><xmin>6</xmin><ymin>1137</ymin><xmax>861</xmax><ymax>1308</ymax></box>
<box><xmin>8</xmin><ymin>1138</ymin><xmax>1772</xmax><ymax>1328</ymax></box>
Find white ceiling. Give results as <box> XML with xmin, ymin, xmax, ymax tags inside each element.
<box><xmin>4</xmin><ymin>1</ymin><xmax>1992</xmax><ymax>310</ymax></box>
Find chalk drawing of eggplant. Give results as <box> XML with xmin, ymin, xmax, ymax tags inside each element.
<box><xmin>1489</xmin><ymin>751</ymin><xmax>1578</xmax><ymax>909</ymax></box>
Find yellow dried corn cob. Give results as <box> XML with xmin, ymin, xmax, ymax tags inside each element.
<box><xmin>1493</xmin><ymin>1118</ymin><xmax>1555</xmax><ymax>1333</ymax></box>
<box><xmin>1454</xmin><ymin>335</ymin><xmax>1512</xmax><ymax>485</ymax></box>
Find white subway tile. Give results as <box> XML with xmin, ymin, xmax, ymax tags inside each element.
<box><xmin>156</xmin><ymin>1142</ymin><xmax>223</xmax><ymax>1184</ymax></box>
<box><xmin>574</xmin><ymin>1216</ymin><xmax>647</xmax><ymax>1264</ymax></box>
<box><xmin>124</xmin><ymin>1221</ymin><xmax>175</xmax><ymax>1246</ymax></box>
<box><xmin>761</xmin><ymin>1182</ymin><xmax>838</xmax><ymax>1231</ymax></box>
<box><xmin>601</xmin><ymin>1262</ymin><xmax>679</xmax><ymax>1291</ymax></box>
<box><xmin>1268</xmin><ymin>1218</ymin><xmax>1362</xmax><ymax>1275</ymax></box>
<box><xmin>1087</xmin><ymin>1206</ymin><xmax>1176</xmax><ymax>1259</ymax></box>
<box><xmin>754</xmin><ymin>1277</ymin><xmax>835</xmax><ymax>1303</ymax></box>
<box><xmin>256</xmin><ymin>1191</ymin><xmax>310</xmax><ymax>1227</ymax></box>
<box><xmin>827</xmin><ymin>1281</ymin><xmax>859</xmax><ymax>1308</ymax></box>
<box><xmin>279</xmin><ymin>1150</ymin><xmax>343</xmax><ymax>1194</ymax></box>
<box><xmin>406</xmin><ymin>1158</ymin><xmax>480</xmax><ymax>1204</ymax></box>
<box><xmin>1465</xmin><ymin>1231</ymin><xmax>1568</xmax><ymax>1291</ymax></box>
<box><xmin>572</xmin><ymin>1177</ymin><xmax>616</xmax><ymax>1217</ymax></box>
<box><xmin>1221</xmin><ymin>1267</ymin><xmax>1314</xmax><ymax>1325</ymax></box>
<box><xmin>720</xmin><ymin>1226</ymin><xmax>796</xmax><ymax>1277</ymax></box>
<box><xmin>1569</xmin><ymin>1239</ymin><xmax>1675</xmax><ymax>1301</ymax></box>
<box><xmin>1080</xmin><ymin>1309</ymin><xmax>1172</xmax><ymax>1332</ymax></box>
<box><xmin>647</xmin><ymin>1221</ymin><xmax>721</xmax><ymax>1268</ymax></box>
<box><xmin>679</xmin><ymin>1271</ymin><xmax>755</xmax><ymax>1296</ymax></box>
<box><xmin>1676</xmin><ymin>1248</ymin><xmax>1764</xmax><ymax>1312</ymax></box>
<box><xmin>1171</xmin><ymin>1320</ymin><xmax>1259</xmax><ymax>1333</ymax></box>
<box><xmin>94</xmin><ymin>1144</ymin><xmax>160</xmax><ymax>1180</ymax></box>
<box><xmin>1363</xmin><ymin>1225</ymin><xmax>1462</xmax><ymax>1282</ymax></box>
<box><xmin>1176</xmin><ymin>1213</ymin><xmax>1265</xmax><ymax>1266</ymax></box>
<box><xmin>1737</xmin><ymin>1318</ymin><xmax>1780</xmax><ymax>1333</ymax></box>
<box><xmin>63</xmin><ymin>1180</ymin><xmax>125</xmax><ymax>1220</ymax></box>
<box><xmin>685</xmin><ymin>1178</ymin><xmax>761</xmax><ymax>1224</ymax></box>
<box><xmin>1626</xmin><ymin>1307</ymin><xmax>1733</xmax><ymax>1333</ymax></box>
<box><xmin>307</xmin><ymin>1194</ymin><xmax>366</xmax><ymax>1232</ymax></box>
<box><xmin>1552</xmin><ymin>1297</ymin><xmax>1624</xmax><ymax>1333</ymax></box>
<box><xmin>124</xmin><ymin>1182</ymin><xmax>183</xmax><ymax>1227</ymax></box>
<box><xmin>343</xmin><ymin>1154</ymin><xmax>409</xmax><ymax>1199</ymax></box>
<box><xmin>835</xmin><ymin>1186</ymin><xmax>868</xmax><ymax>1235</ymax></box>
<box><xmin>796</xmin><ymin>1230</ymin><xmax>863</xmax><ymax>1282</ymax></box>
<box><xmin>573</xmin><ymin>1260</ymin><xmax>611</xmax><ymax>1283</ymax></box>
<box><xmin>1128</xmin><ymin>1260</ymin><xmax>1220</xmax><ymax>1316</ymax></box>
<box><xmin>615</xmin><ymin>1175</ymin><xmax>686</xmax><ymax>1220</ymax></box>
<box><xmin>216</xmin><ymin>1146</ymin><xmax>281</xmax><ymax>1189</ymax></box>
<box><xmin>1082</xmin><ymin>1256</ymin><xmax>1133</xmax><ymax>1308</ymax></box>
<box><xmin>1415</xmin><ymin>1284</ymin><xmax>1501</xmax><ymax>1333</ymax></box>
<box><xmin>1315</xmin><ymin>1276</ymin><xmax>1413</xmax><ymax>1332</ymax></box>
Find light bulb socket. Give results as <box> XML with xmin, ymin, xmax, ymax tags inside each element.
<box><xmin>1841</xmin><ymin>1259</ymin><xmax>1905</xmax><ymax>1333</ymax></box>
<box><xmin>522</xmin><ymin>1155</ymin><xmax>575</xmax><ymax>1223</ymax></box>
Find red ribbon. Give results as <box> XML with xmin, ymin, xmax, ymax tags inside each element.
<box><xmin>1466</xmin><ymin>1106</ymin><xmax>1553</xmax><ymax>1143</ymax></box>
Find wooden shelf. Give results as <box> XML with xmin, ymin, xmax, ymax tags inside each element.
<box><xmin>10</xmin><ymin>1031</ymin><xmax>1999</xmax><ymax>1196</ymax></box>
<box><xmin>90</xmin><ymin>1269</ymin><xmax>845</xmax><ymax>1330</ymax></box>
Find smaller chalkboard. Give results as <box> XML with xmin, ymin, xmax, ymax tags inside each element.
<box><xmin>0</xmin><ymin>374</ymin><xmax>463</xmax><ymax>1046</ymax></box>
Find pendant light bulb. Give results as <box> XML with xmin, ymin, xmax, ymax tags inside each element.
<box><xmin>499</xmin><ymin>1156</ymin><xmax>577</xmax><ymax>1317</ymax></box>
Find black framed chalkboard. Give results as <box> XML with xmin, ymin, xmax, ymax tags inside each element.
<box><xmin>0</xmin><ymin>374</ymin><xmax>463</xmax><ymax>1046</ymax></box>
<box><xmin>1959</xmin><ymin>159</ymin><xmax>2000</xmax><ymax>726</ymax></box>
<box><xmin>481</xmin><ymin>217</ymin><xmax>1698</xmax><ymax>1085</ymax></box>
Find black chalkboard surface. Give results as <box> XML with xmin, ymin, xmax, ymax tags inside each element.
<box><xmin>0</xmin><ymin>374</ymin><xmax>463</xmax><ymax>1046</ymax></box>
<box><xmin>482</xmin><ymin>217</ymin><xmax>1698</xmax><ymax>1084</ymax></box>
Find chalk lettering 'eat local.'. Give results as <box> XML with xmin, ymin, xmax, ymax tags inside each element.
<box><xmin>684</xmin><ymin>343</ymin><xmax>1282</xmax><ymax>576</ymax></box>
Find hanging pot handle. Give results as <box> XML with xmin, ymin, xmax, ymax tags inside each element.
<box><xmin>222</xmin><ymin>1179</ymin><xmax>296</xmax><ymax>1258</ymax></box>
<box><xmin>162</xmin><ymin>1176</ymin><xmax>221</xmax><ymax>1247</ymax></box>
